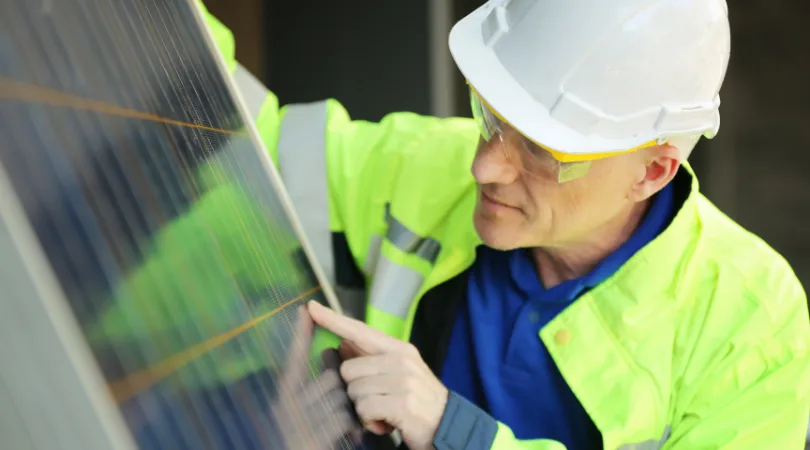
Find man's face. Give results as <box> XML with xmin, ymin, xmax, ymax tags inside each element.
<box><xmin>470</xmin><ymin>126</ymin><xmax>650</xmax><ymax>250</ymax></box>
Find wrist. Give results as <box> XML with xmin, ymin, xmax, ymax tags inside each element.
<box><xmin>433</xmin><ymin>391</ymin><xmax>498</xmax><ymax>450</ymax></box>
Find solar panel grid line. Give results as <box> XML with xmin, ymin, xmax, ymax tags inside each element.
<box><xmin>186</xmin><ymin>1</ymin><xmax>363</xmax><ymax>442</ymax></box>
<box><xmin>127</xmin><ymin>2</ymin><xmax>316</xmax><ymax>446</ymax></box>
<box><xmin>187</xmin><ymin>0</ymin><xmax>346</xmax><ymax>317</ymax></box>
<box><xmin>50</xmin><ymin>6</ymin><xmax>244</xmax><ymax>447</ymax></box>
<box><xmin>147</xmin><ymin>3</ymin><xmax>332</xmax><ymax>446</ymax></box>
<box><xmin>0</xmin><ymin>1</ymin><xmax>245</xmax><ymax>136</ymax></box>
<box><xmin>189</xmin><ymin>105</ymin><xmax>321</xmax><ymax>446</ymax></box>
<box><xmin>4</xmin><ymin>4</ymin><xmax>129</xmax><ymax>346</ymax></box>
<box><xmin>0</xmin><ymin>79</ymin><xmax>245</xmax><ymax>136</ymax></box>
<box><xmin>165</xmin><ymin>1</ymin><xmax>319</xmax><ymax>312</ymax></box>
<box><xmin>12</xmin><ymin>27</ymin><xmax>120</xmax><ymax>352</ymax></box>
<box><xmin>119</xmin><ymin>0</ymin><xmax>291</xmax><ymax>422</ymax></box>
<box><xmin>143</xmin><ymin>123</ymin><xmax>302</xmax><ymax>450</ymax></box>
<box><xmin>126</xmin><ymin>0</ymin><xmax>274</xmax><ymax>390</ymax></box>
<box><xmin>106</xmin><ymin>287</ymin><xmax>320</xmax><ymax>402</ymax></box>
<box><xmin>5</xmin><ymin>3</ymin><xmax>221</xmax><ymax>444</ymax></box>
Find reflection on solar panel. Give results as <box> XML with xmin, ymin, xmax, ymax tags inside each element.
<box><xmin>0</xmin><ymin>1</ymin><xmax>389</xmax><ymax>449</ymax></box>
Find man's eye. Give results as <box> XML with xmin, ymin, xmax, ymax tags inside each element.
<box><xmin>522</xmin><ymin>139</ymin><xmax>552</xmax><ymax>159</ymax></box>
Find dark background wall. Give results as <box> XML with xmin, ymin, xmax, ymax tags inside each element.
<box><xmin>263</xmin><ymin>2</ymin><xmax>432</xmax><ymax>122</ymax></box>
<box><xmin>206</xmin><ymin>0</ymin><xmax>810</xmax><ymax>295</ymax></box>
<box><xmin>691</xmin><ymin>0</ymin><xmax>810</xmax><ymax>288</ymax></box>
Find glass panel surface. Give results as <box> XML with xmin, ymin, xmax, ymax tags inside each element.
<box><xmin>0</xmin><ymin>2</ymin><xmax>384</xmax><ymax>449</ymax></box>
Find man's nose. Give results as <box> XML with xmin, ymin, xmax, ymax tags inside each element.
<box><xmin>471</xmin><ymin>137</ymin><xmax>520</xmax><ymax>185</ymax></box>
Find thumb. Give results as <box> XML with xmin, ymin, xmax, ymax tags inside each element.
<box><xmin>365</xmin><ymin>420</ymin><xmax>395</xmax><ymax>436</ymax></box>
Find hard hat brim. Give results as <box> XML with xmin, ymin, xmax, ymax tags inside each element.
<box><xmin>448</xmin><ymin>5</ymin><xmax>663</xmax><ymax>157</ymax></box>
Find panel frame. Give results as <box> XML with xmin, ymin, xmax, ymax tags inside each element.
<box><xmin>0</xmin><ymin>157</ymin><xmax>137</xmax><ymax>450</ymax></box>
<box><xmin>188</xmin><ymin>0</ymin><xmax>344</xmax><ymax>316</ymax></box>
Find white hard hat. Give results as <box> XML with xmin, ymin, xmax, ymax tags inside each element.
<box><xmin>449</xmin><ymin>0</ymin><xmax>731</xmax><ymax>161</ymax></box>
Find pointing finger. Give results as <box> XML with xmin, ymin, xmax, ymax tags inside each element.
<box><xmin>307</xmin><ymin>300</ymin><xmax>400</xmax><ymax>355</ymax></box>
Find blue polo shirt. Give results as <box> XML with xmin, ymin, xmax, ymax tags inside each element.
<box><xmin>436</xmin><ymin>184</ymin><xmax>675</xmax><ymax>450</ymax></box>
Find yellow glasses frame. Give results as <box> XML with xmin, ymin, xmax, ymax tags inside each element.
<box><xmin>468</xmin><ymin>82</ymin><xmax>662</xmax><ymax>183</ymax></box>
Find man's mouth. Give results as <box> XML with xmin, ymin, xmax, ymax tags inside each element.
<box><xmin>480</xmin><ymin>191</ymin><xmax>519</xmax><ymax>211</ymax></box>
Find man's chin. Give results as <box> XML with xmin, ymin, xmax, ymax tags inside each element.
<box><xmin>473</xmin><ymin>214</ymin><xmax>521</xmax><ymax>251</ymax></box>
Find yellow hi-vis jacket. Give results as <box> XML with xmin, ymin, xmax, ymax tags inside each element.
<box><xmin>97</xmin><ymin>5</ymin><xmax>810</xmax><ymax>450</ymax></box>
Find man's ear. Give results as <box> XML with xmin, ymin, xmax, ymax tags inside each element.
<box><xmin>629</xmin><ymin>144</ymin><xmax>681</xmax><ymax>202</ymax></box>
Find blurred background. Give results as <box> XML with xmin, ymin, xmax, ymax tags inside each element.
<box><xmin>204</xmin><ymin>0</ymin><xmax>810</xmax><ymax>299</ymax></box>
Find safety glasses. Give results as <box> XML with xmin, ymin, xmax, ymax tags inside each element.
<box><xmin>469</xmin><ymin>87</ymin><xmax>594</xmax><ymax>183</ymax></box>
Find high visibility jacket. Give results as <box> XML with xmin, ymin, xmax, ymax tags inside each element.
<box><xmin>96</xmin><ymin>5</ymin><xmax>810</xmax><ymax>450</ymax></box>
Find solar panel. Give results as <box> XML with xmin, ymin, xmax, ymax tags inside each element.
<box><xmin>0</xmin><ymin>1</ymin><xmax>390</xmax><ymax>448</ymax></box>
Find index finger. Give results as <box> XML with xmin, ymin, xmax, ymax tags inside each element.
<box><xmin>307</xmin><ymin>300</ymin><xmax>400</xmax><ymax>355</ymax></box>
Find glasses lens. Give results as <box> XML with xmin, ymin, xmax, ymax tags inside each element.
<box><xmin>469</xmin><ymin>88</ymin><xmax>503</xmax><ymax>141</ymax></box>
<box><xmin>468</xmin><ymin>86</ymin><xmax>592</xmax><ymax>183</ymax></box>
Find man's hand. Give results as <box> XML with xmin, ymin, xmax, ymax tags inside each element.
<box><xmin>308</xmin><ymin>300</ymin><xmax>449</xmax><ymax>450</ymax></box>
<box><xmin>269</xmin><ymin>305</ymin><xmax>362</xmax><ymax>449</ymax></box>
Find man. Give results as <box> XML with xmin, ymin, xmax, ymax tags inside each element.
<box><xmin>201</xmin><ymin>0</ymin><xmax>810</xmax><ymax>448</ymax></box>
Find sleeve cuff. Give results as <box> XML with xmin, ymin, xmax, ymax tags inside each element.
<box><xmin>433</xmin><ymin>391</ymin><xmax>498</xmax><ymax>450</ymax></box>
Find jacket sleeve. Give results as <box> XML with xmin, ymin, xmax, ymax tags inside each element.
<box><xmin>434</xmin><ymin>391</ymin><xmax>566</xmax><ymax>450</ymax></box>
<box><xmin>666</xmin><ymin>273</ymin><xmax>810</xmax><ymax>449</ymax></box>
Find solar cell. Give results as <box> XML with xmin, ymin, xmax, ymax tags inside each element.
<box><xmin>0</xmin><ymin>1</ymin><xmax>390</xmax><ymax>448</ymax></box>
